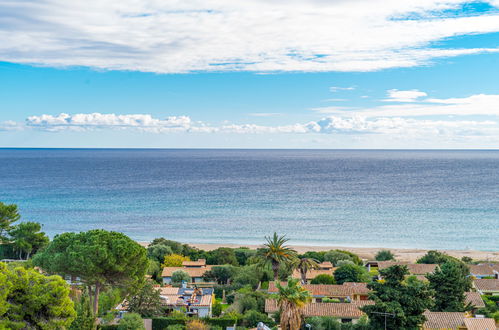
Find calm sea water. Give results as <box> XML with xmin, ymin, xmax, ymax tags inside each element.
<box><xmin>0</xmin><ymin>149</ymin><xmax>498</xmax><ymax>250</ymax></box>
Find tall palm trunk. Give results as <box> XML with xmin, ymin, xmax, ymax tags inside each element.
<box><xmin>300</xmin><ymin>269</ymin><xmax>307</xmax><ymax>285</ymax></box>
<box><xmin>272</xmin><ymin>260</ymin><xmax>280</xmax><ymax>281</ymax></box>
<box><xmin>280</xmin><ymin>301</ymin><xmax>303</xmax><ymax>330</ymax></box>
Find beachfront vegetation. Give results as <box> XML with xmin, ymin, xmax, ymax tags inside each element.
<box><xmin>33</xmin><ymin>229</ymin><xmax>148</xmax><ymax>315</ymax></box>
<box><xmin>361</xmin><ymin>265</ymin><xmax>433</xmax><ymax>329</ymax></box>
<box><xmin>417</xmin><ymin>250</ymin><xmax>459</xmax><ymax>264</ymax></box>
<box><xmin>260</xmin><ymin>232</ymin><xmax>297</xmax><ymax>280</ymax></box>
<box><xmin>294</xmin><ymin>257</ymin><xmax>319</xmax><ymax>284</ymax></box>
<box><xmin>310</xmin><ymin>273</ymin><xmax>336</xmax><ymax>284</ymax></box>
<box><xmin>375</xmin><ymin>249</ymin><xmax>395</xmax><ymax>261</ymax></box>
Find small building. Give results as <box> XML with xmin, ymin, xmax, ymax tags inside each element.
<box><xmin>422</xmin><ymin>311</ymin><xmax>497</xmax><ymax>330</ymax></box>
<box><xmin>473</xmin><ymin>279</ymin><xmax>499</xmax><ymax>296</ymax></box>
<box><xmin>291</xmin><ymin>261</ymin><xmax>336</xmax><ymax>282</ymax></box>
<box><xmin>159</xmin><ymin>286</ymin><xmax>213</xmax><ymax>318</ymax></box>
<box><xmin>162</xmin><ymin>259</ymin><xmax>216</xmax><ymax>285</ymax></box>
<box><xmin>469</xmin><ymin>265</ymin><xmax>497</xmax><ymax>279</ymax></box>
<box><xmin>377</xmin><ymin>261</ymin><xmax>438</xmax><ymax>281</ymax></box>
<box><xmin>265</xmin><ymin>299</ymin><xmax>373</xmax><ymax>324</ymax></box>
<box><xmin>268</xmin><ymin>282</ymin><xmax>370</xmax><ymax>302</ymax></box>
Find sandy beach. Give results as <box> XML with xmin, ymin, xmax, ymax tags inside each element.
<box><xmin>185</xmin><ymin>243</ymin><xmax>499</xmax><ymax>263</ymax></box>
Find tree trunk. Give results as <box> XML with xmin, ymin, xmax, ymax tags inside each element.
<box><xmin>300</xmin><ymin>270</ymin><xmax>307</xmax><ymax>285</ymax></box>
<box><xmin>272</xmin><ymin>261</ymin><xmax>279</xmax><ymax>281</ymax></box>
<box><xmin>92</xmin><ymin>283</ymin><xmax>101</xmax><ymax>316</ymax></box>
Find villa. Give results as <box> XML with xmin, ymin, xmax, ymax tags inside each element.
<box><xmin>469</xmin><ymin>264</ymin><xmax>498</xmax><ymax>279</ymax></box>
<box><xmin>464</xmin><ymin>292</ymin><xmax>486</xmax><ymax>310</ymax></box>
<box><xmin>268</xmin><ymin>281</ymin><xmax>370</xmax><ymax>302</ymax></box>
<box><xmin>421</xmin><ymin>311</ymin><xmax>497</xmax><ymax>330</ymax></box>
<box><xmin>162</xmin><ymin>259</ymin><xmax>216</xmax><ymax>285</ymax></box>
<box><xmin>472</xmin><ymin>279</ymin><xmax>499</xmax><ymax>296</ymax></box>
<box><xmin>158</xmin><ymin>286</ymin><xmax>214</xmax><ymax>318</ymax></box>
<box><xmin>265</xmin><ymin>299</ymin><xmax>373</xmax><ymax>324</ymax></box>
<box><xmin>291</xmin><ymin>261</ymin><xmax>336</xmax><ymax>282</ymax></box>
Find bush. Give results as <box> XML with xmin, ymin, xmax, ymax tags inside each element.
<box><xmin>186</xmin><ymin>319</ymin><xmax>208</xmax><ymax>330</ymax></box>
<box><xmin>117</xmin><ymin>313</ymin><xmax>145</xmax><ymax>330</ymax></box>
<box><xmin>167</xmin><ymin>325</ymin><xmax>185</xmax><ymax>330</ymax></box>
<box><xmin>311</xmin><ymin>274</ymin><xmax>335</xmax><ymax>284</ymax></box>
<box><xmin>206</xmin><ymin>317</ymin><xmax>238</xmax><ymax>328</ymax></box>
<box><xmin>241</xmin><ymin>310</ymin><xmax>275</xmax><ymax>328</ymax></box>
<box><xmin>99</xmin><ymin>326</ymin><xmax>119</xmax><ymax>330</ymax></box>
<box><xmin>304</xmin><ymin>316</ymin><xmax>341</xmax><ymax>330</ymax></box>
<box><xmin>171</xmin><ymin>270</ymin><xmax>191</xmax><ymax>286</ymax></box>
<box><xmin>334</xmin><ymin>264</ymin><xmax>369</xmax><ymax>284</ymax></box>
<box><xmin>375</xmin><ymin>250</ymin><xmax>395</xmax><ymax>261</ymax></box>
<box><xmin>324</xmin><ymin>250</ymin><xmax>361</xmax><ymax>266</ymax></box>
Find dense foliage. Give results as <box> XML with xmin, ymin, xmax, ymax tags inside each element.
<box><xmin>0</xmin><ymin>262</ymin><xmax>76</xmax><ymax>329</ymax></box>
<box><xmin>33</xmin><ymin>229</ymin><xmax>148</xmax><ymax>315</ymax></box>
<box><xmin>361</xmin><ymin>265</ymin><xmax>433</xmax><ymax>330</ymax></box>
<box><xmin>333</xmin><ymin>264</ymin><xmax>369</xmax><ymax>284</ymax></box>
<box><xmin>375</xmin><ymin>250</ymin><xmax>395</xmax><ymax>261</ymax></box>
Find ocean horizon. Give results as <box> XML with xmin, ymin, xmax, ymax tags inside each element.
<box><xmin>1</xmin><ymin>148</ymin><xmax>498</xmax><ymax>251</ymax></box>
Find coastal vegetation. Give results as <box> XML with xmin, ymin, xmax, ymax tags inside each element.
<box><xmin>1</xmin><ymin>202</ymin><xmax>497</xmax><ymax>329</ymax></box>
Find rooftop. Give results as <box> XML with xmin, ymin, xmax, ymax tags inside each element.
<box><xmin>465</xmin><ymin>292</ymin><xmax>486</xmax><ymax>309</ymax></box>
<box><xmin>469</xmin><ymin>264</ymin><xmax>496</xmax><ymax>276</ymax></box>
<box><xmin>473</xmin><ymin>279</ymin><xmax>499</xmax><ymax>292</ymax></box>
<box><xmin>422</xmin><ymin>311</ymin><xmax>467</xmax><ymax>329</ymax></box>
<box><xmin>265</xmin><ymin>300</ymin><xmax>373</xmax><ymax>318</ymax></box>
<box><xmin>378</xmin><ymin>261</ymin><xmax>438</xmax><ymax>275</ymax></box>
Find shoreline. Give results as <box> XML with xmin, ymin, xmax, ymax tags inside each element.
<box><xmin>141</xmin><ymin>242</ymin><xmax>499</xmax><ymax>263</ymax></box>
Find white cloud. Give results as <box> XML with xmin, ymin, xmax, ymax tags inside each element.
<box><xmin>26</xmin><ymin>113</ymin><xmax>193</xmax><ymax>132</ymax></box>
<box><xmin>385</xmin><ymin>89</ymin><xmax>428</xmax><ymax>102</ymax></box>
<box><xmin>330</xmin><ymin>86</ymin><xmax>355</xmax><ymax>92</ymax></box>
<box><xmin>0</xmin><ymin>120</ymin><xmax>24</xmax><ymax>131</ymax></box>
<box><xmin>1</xmin><ymin>1</ymin><xmax>499</xmax><ymax>72</ymax></box>
<box><xmin>313</xmin><ymin>92</ymin><xmax>499</xmax><ymax>117</ymax></box>
<box><xmin>18</xmin><ymin>111</ymin><xmax>499</xmax><ymax>140</ymax></box>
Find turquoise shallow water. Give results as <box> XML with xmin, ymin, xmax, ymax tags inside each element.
<box><xmin>0</xmin><ymin>148</ymin><xmax>498</xmax><ymax>250</ymax></box>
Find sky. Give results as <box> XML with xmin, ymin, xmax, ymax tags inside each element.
<box><xmin>1</xmin><ymin>0</ymin><xmax>499</xmax><ymax>148</ymax></box>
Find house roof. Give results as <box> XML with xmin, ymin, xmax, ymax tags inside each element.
<box><xmin>465</xmin><ymin>292</ymin><xmax>486</xmax><ymax>308</ymax></box>
<box><xmin>158</xmin><ymin>287</ymin><xmax>213</xmax><ymax>307</ymax></box>
<box><xmin>182</xmin><ymin>259</ymin><xmax>206</xmax><ymax>267</ymax></box>
<box><xmin>463</xmin><ymin>318</ymin><xmax>497</xmax><ymax>330</ymax></box>
<box><xmin>469</xmin><ymin>264</ymin><xmax>496</xmax><ymax>276</ymax></box>
<box><xmin>161</xmin><ymin>265</ymin><xmax>213</xmax><ymax>278</ymax></box>
<box><xmin>378</xmin><ymin>262</ymin><xmax>438</xmax><ymax>275</ymax></box>
<box><xmin>292</xmin><ymin>269</ymin><xmax>335</xmax><ymax>280</ymax></box>
<box><xmin>268</xmin><ymin>282</ymin><xmax>370</xmax><ymax>296</ymax></box>
<box><xmin>473</xmin><ymin>279</ymin><xmax>499</xmax><ymax>292</ymax></box>
<box><xmin>264</xmin><ymin>300</ymin><xmax>373</xmax><ymax>318</ymax></box>
<box><xmin>319</xmin><ymin>261</ymin><xmax>333</xmax><ymax>269</ymax></box>
<box><xmin>422</xmin><ymin>311</ymin><xmax>466</xmax><ymax>329</ymax></box>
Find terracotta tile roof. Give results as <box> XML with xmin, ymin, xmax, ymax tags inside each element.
<box><xmin>463</xmin><ymin>318</ymin><xmax>498</xmax><ymax>330</ymax></box>
<box><xmin>182</xmin><ymin>259</ymin><xmax>206</xmax><ymax>267</ymax></box>
<box><xmin>474</xmin><ymin>279</ymin><xmax>499</xmax><ymax>292</ymax></box>
<box><xmin>161</xmin><ymin>265</ymin><xmax>213</xmax><ymax>278</ymax></box>
<box><xmin>422</xmin><ymin>311</ymin><xmax>466</xmax><ymax>329</ymax></box>
<box><xmin>292</xmin><ymin>269</ymin><xmax>335</xmax><ymax>280</ymax></box>
<box><xmin>490</xmin><ymin>264</ymin><xmax>499</xmax><ymax>272</ymax></box>
<box><xmin>470</xmin><ymin>264</ymin><xmax>496</xmax><ymax>276</ymax></box>
<box><xmin>159</xmin><ymin>287</ymin><xmax>181</xmax><ymax>295</ymax></box>
<box><xmin>319</xmin><ymin>261</ymin><xmax>333</xmax><ymax>269</ymax></box>
<box><xmin>378</xmin><ymin>262</ymin><xmax>438</xmax><ymax>275</ymax></box>
<box><xmin>264</xmin><ymin>300</ymin><xmax>373</xmax><ymax>318</ymax></box>
<box><xmin>268</xmin><ymin>282</ymin><xmax>370</xmax><ymax>296</ymax></box>
<box><xmin>465</xmin><ymin>292</ymin><xmax>486</xmax><ymax>308</ymax></box>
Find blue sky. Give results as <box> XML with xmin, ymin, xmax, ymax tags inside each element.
<box><xmin>1</xmin><ymin>0</ymin><xmax>499</xmax><ymax>148</ymax></box>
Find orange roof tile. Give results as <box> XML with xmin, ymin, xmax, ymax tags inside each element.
<box><xmin>422</xmin><ymin>311</ymin><xmax>466</xmax><ymax>329</ymax></box>
<box><xmin>378</xmin><ymin>262</ymin><xmax>438</xmax><ymax>275</ymax></box>
<box><xmin>161</xmin><ymin>265</ymin><xmax>213</xmax><ymax>278</ymax></box>
<box><xmin>182</xmin><ymin>259</ymin><xmax>206</xmax><ymax>267</ymax></box>
<box><xmin>265</xmin><ymin>300</ymin><xmax>373</xmax><ymax>318</ymax></box>
<box><xmin>268</xmin><ymin>282</ymin><xmax>370</xmax><ymax>296</ymax></box>
<box><xmin>474</xmin><ymin>279</ymin><xmax>499</xmax><ymax>292</ymax></box>
<box><xmin>469</xmin><ymin>264</ymin><xmax>496</xmax><ymax>276</ymax></box>
<box><xmin>463</xmin><ymin>317</ymin><xmax>497</xmax><ymax>330</ymax></box>
<box><xmin>465</xmin><ymin>292</ymin><xmax>486</xmax><ymax>308</ymax></box>
<box><xmin>292</xmin><ymin>269</ymin><xmax>335</xmax><ymax>280</ymax></box>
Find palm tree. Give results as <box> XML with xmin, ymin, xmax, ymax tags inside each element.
<box><xmin>294</xmin><ymin>257</ymin><xmax>319</xmax><ymax>284</ymax></box>
<box><xmin>260</xmin><ymin>232</ymin><xmax>296</xmax><ymax>280</ymax></box>
<box><xmin>275</xmin><ymin>278</ymin><xmax>311</xmax><ymax>330</ymax></box>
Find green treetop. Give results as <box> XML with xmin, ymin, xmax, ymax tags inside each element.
<box><xmin>33</xmin><ymin>229</ymin><xmax>148</xmax><ymax>315</ymax></box>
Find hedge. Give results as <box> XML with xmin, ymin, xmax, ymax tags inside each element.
<box><xmin>152</xmin><ymin>317</ymin><xmax>186</xmax><ymax>329</ymax></box>
<box><xmin>99</xmin><ymin>325</ymin><xmax>119</xmax><ymax>330</ymax></box>
<box><xmin>152</xmin><ymin>317</ymin><xmax>238</xmax><ymax>330</ymax></box>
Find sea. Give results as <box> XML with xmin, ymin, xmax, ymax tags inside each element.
<box><xmin>0</xmin><ymin>148</ymin><xmax>498</xmax><ymax>251</ymax></box>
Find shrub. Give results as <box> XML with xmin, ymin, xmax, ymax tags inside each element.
<box><xmin>241</xmin><ymin>310</ymin><xmax>275</xmax><ymax>328</ymax></box>
<box><xmin>171</xmin><ymin>270</ymin><xmax>191</xmax><ymax>286</ymax></box>
<box><xmin>167</xmin><ymin>325</ymin><xmax>185</xmax><ymax>330</ymax></box>
<box><xmin>375</xmin><ymin>250</ymin><xmax>395</xmax><ymax>261</ymax></box>
<box><xmin>311</xmin><ymin>274</ymin><xmax>335</xmax><ymax>284</ymax></box>
<box><xmin>117</xmin><ymin>313</ymin><xmax>145</xmax><ymax>330</ymax></box>
<box><xmin>186</xmin><ymin>319</ymin><xmax>208</xmax><ymax>330</ymax></box>
<box><xmin>324</xmin><ymin>250</ymin><xmax>362</xmax><ymax>266</ymax></box>
<box><xmin>334</xmin><ymin>264</ymin><xmax>369</xmax><ymax>284</ymax></box>
<box><xmin>152</xmin><ymin>317</ymin><xmax>187</xmax><ymax>329</ymax></box>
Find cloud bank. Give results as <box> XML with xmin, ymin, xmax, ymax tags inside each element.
<box><xmin>1</xmin><ymin>1</ymin><xmax>499</xmax><ymax>72</ymax></box>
